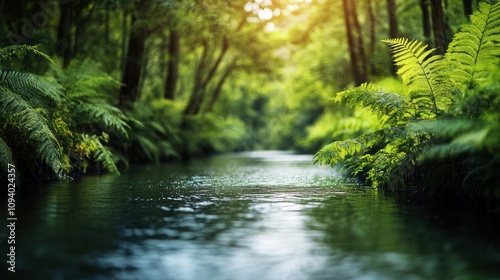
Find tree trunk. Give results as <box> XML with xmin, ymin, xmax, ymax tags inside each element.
<box><xmin>73</xmin><ymin>19</ymin><xmax>80</xmax><ymax>60</ymax></box>
<box><xmin>462</xmin><ymin>0</ymin><xmax>473</xmax><ymax>17</ymax></box>
<box><xmin>184</xmin><ymin>38</ymin><xmax>229</xmax><ymax>115</ymax></box>
<box><xmin>205</xmin><ymin>60</ymin><xmax>236</xmax><ymax>113</ymax></box>
<box><xmin>387</xmin><ymin>0</ymin><xmax>398</xmax><ymax>39</ymax></box>
<box><xmin>350</xmin><ymin>0</ymin><xmax>368</xmax><ymax>80</ymax></box>
<box><xmin>119</xmin><ymin>14</ymin><xmax>147</xmax><ymax>109</ymax></box>
<box><xmin>420</xmin><ymin>0</ymin><xmax>432</xmax><ymax>46</ymax></box>
<box><xmin>104</xmin><ymin>2</ymin><xmax>110</xmax><ymax>43</ymax></box>
<box><xmin>120</xmin><ymin>10</ymin><xmax>129</xmax><ymax>74</ymax></box>
<box><xmin>56</xmin><ymin>0</ymin><xmax>73</xmax><ymax>68</ymax></box>
<box><xmin>0</xmin><ymin>0</ymin><xmax>5</xmax><ymax>20</ymax></box>
<box><xmin>164</xmin><ymin>30</ymin><xmax>180</xmax><ymax>100</ymax></box>
<box><xmin>342</xmin><ymin>0</ymin><xmax>364</xmax><ymax>86</ymax></box>
<box><xmin>430</xmin><ymin>0</ymin><xmax>447</xmax><ymax>54</ymax></box>
<box><xmin>366</xmin><ymin>0</ymin><xmax>376</xmax><ymax>56</ymax></box>
<box><xmin>387</xmin><ymin>0</ymin><xmax>398</xmax><ymax>75</ymax></box>
<box><xmin>184</xmin><ymin>41</ymin><xmax>209</xmax><ymax>115</ymax></box>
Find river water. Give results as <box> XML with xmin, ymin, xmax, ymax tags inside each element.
<box><xmin>1</xmin><ymin>151</ymin><xmax>500</xmax><ymax>279</ymax></box>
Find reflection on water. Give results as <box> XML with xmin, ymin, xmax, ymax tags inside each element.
<box><xmin>1</xmin><ymin>151</ymin><xmax>499</xmax><ymax>279</ymax></box>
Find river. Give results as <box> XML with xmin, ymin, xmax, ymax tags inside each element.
<box><xmin>1</xmin><ymin>151</ymin><xmax>500</xmax><ymax>279</ymax></box>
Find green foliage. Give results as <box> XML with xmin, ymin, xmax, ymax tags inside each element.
<box><xmin>315</xmin><ymin>1</ymin><xmax>500</xmax><ymax>203</ymax></box>
<box><xmin>0</xmin><ymin>51</ymin><xmax>67</xmax><ymax>179</ymax></box>
<box><xmin>180</xmin><ymin>114</ymin><xmax>248</xmax><ymax>156</ymax></box>
<box><xmin>48</xmin><ymin>59</ymin><xmax>129</xmax><ymax>174</ymax></box>
<box><xmin>0</xmin><ymin>137</ymin><xmax>13</xmax><ymax>174</ymax></box>
<box><xmin>0</xmin><ymin>46</ymin><xmax>131</xmax><ymax>178</ymax></box>
<box><xmin>301</xmin><ymin>108</ymin><xmax>378</xmax><ymax>152</ymax></box>
<box><xmin>336</xmin><ymin>82</ymin><xmax>409</xmax><ymax>123</ymax></box>
<box><xmin>446</xmin><ymin>1</ymin><xmax>500</xmax><ymax>91</ymax></box>
<box><xmin>0</xmin><ymin>44</ymin><xmax>53</xmax><ymax>64</ymax></box>
<box><xmin>51</xmin><ymin>59</ymin><xmax>129</xmax><ymax>137</ymax></box>
<box><xmin>127</xmin><ymin>100</ymin><xmax>182</xmax><ymax>163</ymax></box>
<box><xmin>74</xmin><ymin>133</ymin><xmax>120</xmax><ymax>174</ymax></box>
<box><xmin>382</xmin><ymin>38</ymin><xmax>452</xmax><ymax>117</ymax></box>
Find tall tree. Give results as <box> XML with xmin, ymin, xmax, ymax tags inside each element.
<box><xmin>342</xmin><ymin>0</ymin><xmax>365</xmax><ymax>86</ymax></box>
<box><xmin>205</xmin><ymin>58</ymin><xmax>237</xmax><ymax>112</ymax></box>
<box><xmin>119</xmin><ymin>0</ymin><xmax>153</xmax><ymax>109</ymax></box>
<box><xmin>387</xmin><ymin>0</ymin><xmax>398</xmax><ymax>75</ymax></box>
<box><xmin>181</xmin><ymin>1</ymin><xmax>256</xmax><ymax>115</ymax></box>
<box><xmin>463</xmin><ymin>0</ymin><xmax>473</xmax><ymax>16</ymax></box>
<box><xmin>184</xmin><ymin>37</ymin><xmax>230</xmax><ymax>115</ymax></box>
<box><xmin>0</xmin><ymin>0</ymin><xmax>5</xmax><ymax>20</ymax></box>
<box><xmin>119</xmin><ymin>12</ymin><xmax>147</xmax><ymax>108</ymax></box>
<box><xmin>430</xmin><ymin>0</ymin><xmax>447</xmax><ymax>54</ymax></box>
<box><xmin>366</xmin><ymin>0</ymin><xmax>377</xmax><ymax>57</ymax></box>
<box><xmin>164</xmin><ymin>29</ymin><xmax>180</xmax><ymax>100</ymax></box>
<box><xmin>350</xmin><ymin>0</ymin><xmax>368</xmax><ymax>79</ymax></box>
<box><xmin>420</xmin><ymin>0</ymin><xmax>432</xmax><ymax>45</ymax></box>
<box><xmin>387</xmin><ymin>0</ymin><xmax>398</xmax><ymax>39</ymax></box>
<box><xmin>56</xmin><ymin>0</ymin><xmax>73</xmax><ymax>67</ymax></box>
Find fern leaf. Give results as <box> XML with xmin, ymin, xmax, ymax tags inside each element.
<box><xmin>447</xmin><ymin>1</ymin><xmax>500</xmax><ymax>91</ymax></box>
<box><xmin>336</xmin><ymin>82</ymin><xmax>409</xmax><ymax>122</ymax></box>
<box><xmin>0</xmin><ymin>69</ymin><xmax>62</xmax><ymax>105</ymax></box>
<box><xmin>408</xmin><ymin>119</ymin><xmax>478</xmax><ymax>137</ymax></box>
<box><xmin>0</xmin><ymin>137</ymin><xmax>13</xmax><ymax>171</ymax></box>
<box><xmin>136</xmin><ymin>135</ymin><xmax>160</xmax><ymax>163</ymax></box>
<box><xmin>313</xmin><ymin>138</ymin><xmax>366</xmax><ymax>167</ymax></box>
<box><xmin>382</xmin><ymin>38</ymin><xmax>452</xmax><ymax>117</ymax></box>
<box><xmin>0</xmin><ymin>45</ymin><xmax>53</xmax><ymax>63</ymax></box>
<box><xmin>93</xmin><ymin>139</ymin><xmax>120</xmax><ymax>174</ymax></box>
<box><xmin>418</xmin><ymin>129</ymin><xmax>488</xmax><ymax>161</ymax></box>
<box><xmin>74</xmin><ymin>102</ymin><xmax>130</xmax><ymax>138</ymax></box>
<box><xmin>0</xmin><ymin>88</ymin><xmax>66</xmax><ymax>178</ymax></box>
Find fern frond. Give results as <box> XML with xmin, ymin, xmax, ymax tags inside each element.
<box><xmin>447</xmin><ymin>1</ymin><xmax>500</xmax><ymax>91</ymax></box>
<box><xmin>0</xmin><ymin>69</ymin><xmax>62</xmax><ymax>105</ymax></box>
<box><xmin>0</xmin><ymin>88</ymin><xmax>65</xmax><ymax>178</ymax></box>
<box><xmin>336</xmin><ymin>82</ymin><xmax>409</xmax><ymax>122</ymax></box>
<box><xmin>93</xmin><ymin>139</ymin><xmax>120</xmax><ymax>175</ymax></box>
<box><xmin>74</xmin><ymin>102</ymin><xmax>130</xmax><ymax>138</ymax></box>
<box><xmin>313</xmin><ymin>138</ymin><xmax>366</xmax><ymax>167</ymax></box>
<box><xmin>0</xmin><ymin>137</ymin><xmax>13</xmax><ymax>171</ymax></box>
<box><xmin>52</xmin><ymin>59</ymin><xmax>121</xmax><ymax>98</ymax></box>
<box><xmin>408</xmin><ymin>119</ymin><xmax>478</xmax><ymax>138</ymax></box>
<box><xmin>418</xmin><ymin>128</ymin><xmax>489</xmax><ymax>161</ymax></box>
<box><xmin>136</xmin><ymin>135</ymin><xmax>160</xmax><ymax>163</ymax></box>
<box><xmin>0</xmin><ymin>45</ymin><xmax>53</xmax><ymax>63</ymax></box>
<box><xmin>382</xmin><ymin>38</ymin><xmax>452</xmax><ymax>117</ymax></box>
<box><xmin>74</xmin><ymin>133</ymin><xmax>120</xmax><ymax>174</ymax></box>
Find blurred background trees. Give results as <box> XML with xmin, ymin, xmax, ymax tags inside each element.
<box><xmin>0</xmin><ymin>0</ymin><xmax>486</xmax><ymax>181</ymax></box>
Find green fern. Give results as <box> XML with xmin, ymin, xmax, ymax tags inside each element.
<box><xmin>0</xmin><ymin>137</ymin><xmax>13</xmax><ymax>172</ymax></box>
<box><xmin>73</xmin><ymin>102</ymin><xmax>130</xmax><ymax>138</ymax></box>
<box><xmin>336</xmin><ymin>82</ymin><xmax>409</xmax><ymax>123</ymax></box>
<box><xmin>0</xmin><ymin>84</ymin><xmax>66</xmax><ymax>179</ymax></box>
<box><xmin>136</xmin><ymin>134</ymin><xmax>161</xmax><ymax>162</ymax></box>
<box><xmin>315</xmin><ymin>1</ymin><xmax>500</xmax><ymax>201</ymax></box>
<box><xmin>0</xmin><ymin>44</ymin><xmax>53</xmax><ymax>64</ymax></box>
<box><xmin>49</xmin><ymin>59</ymin><xmax>130</xmax><ymax>138</ymax></box>
<box><xmin>313</xmin><ymin>138</ymin><xmax>366</xmax><ymax>167</ymax></box>
<box><xmin>74</xmin><ymin>133</ymin><xmax>120</xmax><ymax>174</ymax></box>
<box><xmin>0</xmin><ymin>69</ymin><xmax>62</xmax><ymax>105</ymax></box>
<box><xmin>127</xmin><ymin>100</ymin><xmax>182</xmax><ymax>163</ymax></box>
<box><xmin>382</xmin><ymin>38</ymin><xmax>452</xmax><ymax>117</ymax></box>
<box><xmin>0</xmin><ymin>45</ymin><xmax>67</xmax><ymax>179</ymax></box>
<box><xmin>447</xmin><ymin>1</ymin><xmax>500</xmax><ymax>91</ymax></box>
<box><xmin>408</xmin><ymin>119</ymin><xmax>478</xmax><ymax>138</ymax></box>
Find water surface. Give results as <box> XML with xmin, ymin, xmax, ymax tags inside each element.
<box><xmin>1</xmin><ymin>151</ymin><xmax>500</xmax><ymax>279</ymax></box>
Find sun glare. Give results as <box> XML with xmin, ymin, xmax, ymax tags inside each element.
<box><xmin>245</xmin><ymin>0</ymin><xmax>313</xmax><ymax>32</ymax></box>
